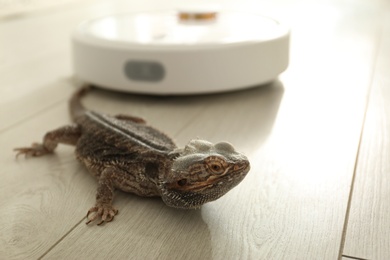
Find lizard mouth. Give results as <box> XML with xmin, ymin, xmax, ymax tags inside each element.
<box><xmin>160</xmin><ymin>159</ymin><xmax>250</xmax><ymax>209</ymax></box>
<box><xmin>165</xmin><ymin>172</ymin><xmax>241</xmax><ymax>194</ymax></box>
<box><xmin>161</xmin><ymin>177</ymin><xmax>243</xmax><ymax>209</ymax></box>
<box><xmin>160</xmin><ymin>165</ymin><xmax>249</xmax><ymax>209</ymax></box>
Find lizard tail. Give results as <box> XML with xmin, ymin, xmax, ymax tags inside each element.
<box><xmin>69</xmin><ymin>85</ymin><xmax>91</xmax><ymax>122</ymax></box>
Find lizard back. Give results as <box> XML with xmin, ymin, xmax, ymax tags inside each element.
<box><xmin>76</xmin><ymin>111</ymin><xmax>177</xmax><ymax>162</ymax></box>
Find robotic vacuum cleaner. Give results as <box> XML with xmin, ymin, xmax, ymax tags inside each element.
<box><xmin>72</xmin><ymin>9</ymin><xmax>289</xmax><ymax>95</ymax></box>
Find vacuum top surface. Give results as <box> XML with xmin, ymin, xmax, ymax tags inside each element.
<box><xmin>75</xmin><ymin>11</ymin><xmax>288</xmax><ymax>49</ymax></box>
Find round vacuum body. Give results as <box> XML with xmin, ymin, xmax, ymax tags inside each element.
<box><xmin>72</xmin><ymin>10</ymin><xmax>289</xmax><ymax>94</ymax></box>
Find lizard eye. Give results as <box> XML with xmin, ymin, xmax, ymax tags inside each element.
<box><xmin>209</xmin><ymin>163</ymin><xmax>224</xmax><ymax>174</ymax></box>
<box><xmin>205</xmin><ymin>156</ymin><xmax>228</xmax><ymax>174</ymax></box>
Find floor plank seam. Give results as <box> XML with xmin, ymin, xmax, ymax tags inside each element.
<box><xmin>0</xmin><ymin>98</ymin><xmax>67</xmax><ymax>134</ymax></box>
<box><xmin>342</xmin><ymin>254</ymin><xmax>369</xmax><ymax>260</ymax></box>
<box><xmin>172</xmin><ymin>105</ymin><xmax>210</xmax><ymax>138</ymax></box>
<box><xmin>337</xmin><ymin>24</ymin><xmax>384</xmax><ymax>260</ymax></box>
<box><xmin>38</xmin><ymin>218</ymin><xmax>85</xmax><ymax>259</ymax></box>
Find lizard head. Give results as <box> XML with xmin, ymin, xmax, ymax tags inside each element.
<box><xmin>159</xmin><ymin>139</ymin><xmax>250</xmax><ymax>209</ymax></box>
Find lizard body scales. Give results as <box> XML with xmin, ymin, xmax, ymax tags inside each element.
<box><xmin>15</xmin><ymin>86</ymin><xmax>250</xmax><ymax>225</ymax></box>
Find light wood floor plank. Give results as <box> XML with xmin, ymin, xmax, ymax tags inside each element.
<box><xmin>0</xmin><ymin>80</ymin><xmax>76</xmax><ymax>132</ymax></box>
<box><xmin>343</xmin><ymin>13</ymin><xmax>390</xmax><ymax>260</ymax></box>
<box><xmin>0</xmin><ymin>102</ymin><xmax>95</xmax><ymax>259</ymax></box>
<box><xmin>0</xmin><ymin>0</ymin><xmax>386</xmax><ymax>259</ymax></box>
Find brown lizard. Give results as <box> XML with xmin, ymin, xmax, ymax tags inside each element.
<box><xmin>14</xmin><ymin>86</ymin><xmax>250</xmax><ymax>225</ymax></box>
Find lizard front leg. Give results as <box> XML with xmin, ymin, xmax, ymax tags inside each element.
<box><xmin>86</xmin><ymin>167</ymin><xmax>119</xmax><ymax>225</ymax></box>
<box><xmin>14</xmin><ymin>124</ymin><xmax>81</xmax><ymax>157</ymax></box>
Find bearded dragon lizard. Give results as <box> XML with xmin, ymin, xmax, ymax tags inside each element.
<box><xmin>14</xmin><ymin>86</ymin><xmax>250</xmax><ymax>225</ymax></box>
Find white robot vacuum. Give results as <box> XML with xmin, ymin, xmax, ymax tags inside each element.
<box><xmin>72</xmin><ymin>8</ymin><xmax>289</xmax><ymax>95</ymax></box>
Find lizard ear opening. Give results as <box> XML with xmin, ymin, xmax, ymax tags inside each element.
<box><xmin>177</xmin><ymin>179</ymin><xmax>187</xmax><ymax>186</ymax></box>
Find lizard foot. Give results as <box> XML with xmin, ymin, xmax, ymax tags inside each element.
<box><xmin>14</xmin><ymin>143</ymin><xmax>52</xmax><ymax>158</ymax></box>
<box><xmin>86</xmin><ymin>204</ymin><xmax>118</xmax><ymax>226</ymax></box>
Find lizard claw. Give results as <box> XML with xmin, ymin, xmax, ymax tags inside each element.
<box><xmin>14</xmin><ymin>143</ymin><xmax>51</xmax><ymax>158</ymax></box>
<box><xmin>86</xmin><ymin>204</ymin><xmax>118</xmax><ymax>225</ymax></box>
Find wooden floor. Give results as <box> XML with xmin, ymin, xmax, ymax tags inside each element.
<box><xmin>1</xmin><ymin>0</ymin><xmax>389</xmax><ymax>259</ymax></box>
